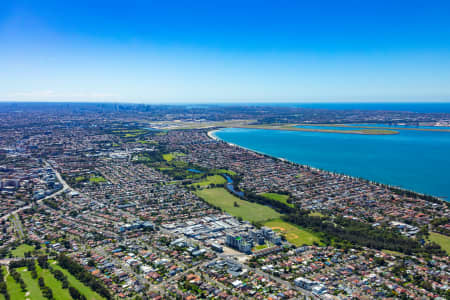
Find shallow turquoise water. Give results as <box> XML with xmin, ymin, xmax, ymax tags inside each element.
<box><xmin>294</xmin><ymin>125</ymin><xmax>367</xmax><ymax>131</ymax></box>
<box><xmin>214</xmin><ymin>128</ymin><xmax>450</xmax><ymax>200</ymax></box>
<box><xmin>294</xmin><ymin>124</ymin><xmax>450</xmax><ymax>130</ymax></box>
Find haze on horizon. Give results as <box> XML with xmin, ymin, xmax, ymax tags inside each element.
<box><xmin>1</xmin><ymin>0</ymin><xmax>450</xmax><ymax>104</ymax></box>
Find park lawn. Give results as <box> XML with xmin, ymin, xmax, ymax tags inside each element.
<box><xmin>261</xmin><ymin>193</ymin><xmax>293</xmax><ymax>208</ymax></box>
<box><xmin>5</xmin><ymin>267</ymin><xmax>26</xmax><ymax>300</ymax></box>
<box><xmin>309</xmin><ymin>211</ymin><xmax>325</xmax><ymax>217</ymax></box>
<box><xmin>136</xmin><ymin>140</ymin><xmax>157</xmax><ymax>144</ymax></box>
<box><xmin>263</xmin><ymin>218</ymin><xmax>322</xmax><ymax>246</ymax></box>
<box><xmin>163</xmin><ymin>153</ymin><xmax>174</xmax><ymax>161</ymax></box>
<box><xmin>429</xmin><ymin>232</ymin><xmax>450</xmax><ymax>254</ymax></box>
<box><xmin>122</xmin><ymin>130</ymin><xmax>148</xmax><ymax>138</ymax></box>
<box><xmin>75</xmin><ymin>176</ymin><xmax>86</xmax><ymax>182</ymax></box>
<box><xmin>89</xmin><ymin>176</ymin><xmax>107</xmax><ymax>183</ymax></box>
<box><xmin>51</xmin><ymin>262</ymin><xmax>105</xmax><ymax>300</ymax></box>
<box><xmin>253</xmin><ymin>244</ymin><xmax>269</xmax><ymax>251</ymax></box>
<box><xmin>163</xmin><ymin>152</ymin><xmax>185</xmax><ymax>162</ymax></box>
<box><xmin>18</xmin><ymin>266</ymin><xmax>45</xmax><ymax>300</ymax></box>
<box><xmin>195</xmin><ymin>188</ymin><xmax>281</xmax><ymax>223</ymax></box>
<box><xmin>158</xmin><ymin>167</ymin><xmax>174</xmax><ymax>171</ymax></box>
<box><xmin>191</xmin><ymin>175</ymin><xmax>226</xmax><ymax>187</ymax></box>
<box><xmin>211</xmin><ymin>169</ymin><xmax>237</xmax><ymax>176</ymax></box>
<box><xmin>36</xmin><ymin>264</ymin><xmax>73</xmax><ymax>300</ymax></box>
<box><xmin>124</xmin><ymin>133</ymin><xmax>139</xmax><ymax>137</ymax></box>
<box><xmin>382</xmin><ymin>249</ymin><xmax>404</xmax><ymax>257</ymax></box>
<box><xmin>252</xmin><ymin>242</ymin><xmax>274</xmax><ymax>252</ymax></box>
<box><xmin>113</xmin><ymin>129</ymin><xmax>146</xmax><ymax>134</ymax></box>
<box><xmin>11</xmin><ymin>244</ymin><xmax>35</xmax><ymax>257</ymax></box>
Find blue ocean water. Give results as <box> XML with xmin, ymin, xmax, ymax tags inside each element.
<box><xmin>267</xmin><ymin>102</ymin><xmax>450</xmax><ymax>113</ymax></box>
<box><xmin>214</xmin><ymin>127</ymin><xmax>450</xmax><ymax>200</ymax></box>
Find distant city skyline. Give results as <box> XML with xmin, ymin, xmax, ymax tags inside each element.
<box><xmin>1</xmin><ymin>0</ymin><xmax>450</xmax><ymax>103</ymax></box>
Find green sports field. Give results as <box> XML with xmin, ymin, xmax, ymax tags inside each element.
<box><xmin>163</xmin><ymin>152</ymin><xmax>185</xmax><ymax>162</ymax></box>
<box><xmin>162</xmin><ymin>153</ymin><xmax>174</xmax><ymax>161</ymax></box>
<box><xmin>10</xmin><ymin>244</ymin><xmax>35</xmax><ymax>257</ymax></box>
<box><xmin>211</xmin><ymin>169</ymin><xmax>237</xmax><ymax>176</ymax></box>
<box><xmin>195</xmin><ymin>188</ymin><xmax>281</xmax><ymax>223</ymax></box>
<box><xmin>190</xmin><ymin>175</ymin><xmax>227</xmax><ymax>187</ymax></box>
<box><xmin>263</xmin><ymin>218</ymin><xmax>322</xmax><ymax>246</ymax></box>
<box><xmin>261</xmin><ymin>192</ymin><xmax>293</xmax><ymax>208</ymax></box>
<box><xmin>429</xmin><ymin>232</ymin><xmax>450</xmax><ymax>254</ymax></box>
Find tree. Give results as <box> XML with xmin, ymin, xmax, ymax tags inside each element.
<box><xmin>69</xmin><ymin>287</ymin><xmax>85</xmax><ymax>300</ymax></box>
<box><xmin>58</xmin><ymin>255</ymin><xmax>111</xmax><ymax>299</ymax></box>
<box><xmin>38</xmin><ymin>256</ymin><xmax>49</xmax><ymax>269</ymax></box>
<box><xmin>38</xmin><ymin>277</ymin><xmax>45</xmax><ymax>288</ymax></box>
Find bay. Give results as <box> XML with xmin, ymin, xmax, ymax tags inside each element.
<box><xmin>214</xmin><ymin>127</ymin><xmax>450</xmax><ymax>200</ymax></box>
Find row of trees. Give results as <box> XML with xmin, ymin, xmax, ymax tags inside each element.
<box><xmin>9</xmin><ymin>258</ymin><xmax>35</xmax><ymax>269</ymax></box>
<box><xmin>388</xmin><ymin>186</ymin><xmax>448</xmax><ymax>206</ymax></box>
<box><xmin>29</xmin><ymin>259</ymin><xmax>38</xmax><ymax>279</ymax></box>
<box><xmin>69</xmin><ymin>286</ymin><xmax>87</xmax><ymax>300</ymax></box>
<box><xmin>50</xmin><ymin>268</ymin><xmax>69</xmax><ymax>288</ymax></box>
<box><xmin>0</xmin><ymin>266</ymin><xmax>10</xmax><ymax>300</ymax></box>
<box><xmin>38</xmin><ymin>276</ymin><xmax>54</xmax><ymax>299</ymax></box>
<box><xmin>9</xmin><ymin>268</ymin><xmax>26</xmax><ymax>292</ymax></box>
<box><xmin>57</xmin><ymin>254</ymin><xmax>111</xmax><ymax>299</ymax></box>
<box><xmin>39</xmin><ymin>254</ymin><xmax>87</xmax><ymax>300</ymax></box>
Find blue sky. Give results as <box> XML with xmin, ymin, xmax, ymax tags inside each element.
<box><xmin>1</xmin><ymin>0</ymin><xmax>450</xmax><ymax>103</ymax></box>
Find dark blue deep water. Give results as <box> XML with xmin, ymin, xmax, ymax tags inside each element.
<box><xmin>214</xmin><ymin>126</ymin><xmax>450</xmax><ymax>200</ymax></box>
<box><xmin>269</xmin><ymin>102</ymin><xmax>450</xmax><ymax>113</ymax></box>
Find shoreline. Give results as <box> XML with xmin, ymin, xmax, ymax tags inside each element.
<box><xmin>298</xmin><ymin>123</ymin><xmax>450</xmax><ymax>132</ymax></box>
<box><xmin>207</xmin><ymin>129</ymin><xmax>219</xmax><ymax>141</ymax></box>
<box><xmin>207</xmin><ymin>128</ymin><xmax>447</xmax><ymax>203</ymax></box>
<box><xmin>209</xmin><ymin>129</ymin><xmax>288</xmax><ymax>160</ymax></box>
<box><xmin>233</xmin><ymin>125</ymin><xmax>399</xmax><ymax>135</ymax></box>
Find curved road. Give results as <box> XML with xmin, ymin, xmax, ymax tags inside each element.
<box><xmin>0</xmin><ymin>160</ymin><xmax>71</xmax><ymax>222</ymax></box>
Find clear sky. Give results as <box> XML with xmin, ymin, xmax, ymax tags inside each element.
<box><xmin>1</xmin><ymin>0</ymin><xmax>450</xmax><ymax>103</ymax></box>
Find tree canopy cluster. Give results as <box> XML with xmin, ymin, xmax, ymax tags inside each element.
<box><xmin>283</xmin><ymin>211</ymin><xmax>446</xmax><ymax>256</ymax></box>
<box><xmin>57</xmin><ymin>254</ymin><xmax>111</xmax><ymax>299</ymax></box>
